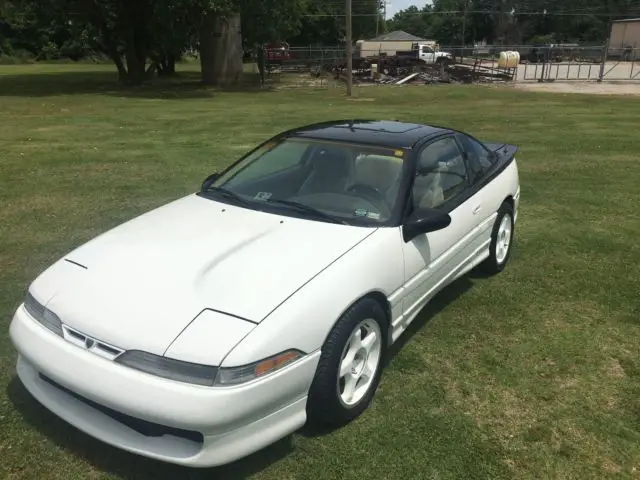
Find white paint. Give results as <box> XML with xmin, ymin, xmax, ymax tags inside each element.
<box><xmin>9</xmin><ymin>153</ymin><xmax>520</xmax><ymax>467</ymax></box>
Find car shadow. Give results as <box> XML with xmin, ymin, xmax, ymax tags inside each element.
<box><xmin>7</xmin><ymin>274</ymin><xmax>480</xmax><ymax>477</ymax></box>
<box><xmin>299</xmin><ymin>274</ymin><xmax>477</xmax><ymax>439</ymax></box>
<box><xmin>6</xmin><ymin>377</ymin><xmax>293</xmax><ymax>479</ymax></box>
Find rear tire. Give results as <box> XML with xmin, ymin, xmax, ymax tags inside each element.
<box><xmin>479</xmin><ymin>201</ymin><xmax>514</xmax><ymax>274</ymax></box>
<box><xmin>306</xmin><ymin>298</ymin><xmax>387</xmax><ymax>427</ymax></box>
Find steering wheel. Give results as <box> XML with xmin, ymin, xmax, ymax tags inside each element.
<box><xmin>347</xmin><ymin>183</ymin><xmax>390</xmax><ymax>215</ymax></box>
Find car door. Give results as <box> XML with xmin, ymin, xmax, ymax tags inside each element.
<box><xmin>419</xmin><ymin>45</ymin><xmax>435</xmax><ymax>64</ymax></box>
<box><xmin>454</xmin><ymin>132</ymin><xmax>500</xmax><ymax>245</ymax></box>
<box><xmin>400</xmin><ymin>135</ymin><xmax>486</xmax><ymax>323</ymax></box>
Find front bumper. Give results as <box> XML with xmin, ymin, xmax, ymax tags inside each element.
<box><xmin>10</xmin><ymin>305</ymin><xmax>320</xmax><ymax>467</ymax></box>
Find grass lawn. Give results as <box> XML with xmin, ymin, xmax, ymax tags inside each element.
<box><xmin>1</xmin><ymin>64</ymin><xmax>639</xmax><ymax>480</ymax></box>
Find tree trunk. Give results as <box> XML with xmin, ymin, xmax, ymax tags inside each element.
<box><xmin>114</xmin><ymin>56</ymin><xmax>129</xmax><ymax>84</ymax></box>
<box><xmin>122</xmin><ymin>1</ymin><xmax>149</xmax><ymax>86</ymax></box>
<box><xmin>199</xmin><ymin>13</ymin><xmax>243</xmax><ymax>86</ymax></box>
<box><xmin>125</xmin><ymin>45</ymin><xmax>146</xmax><ymax>85</ymax></box>
<box><xmin>158</xmin><ymin>54</ymin><xmax>176</xmax><ymax>76</ymax></box>
<box><xmin>199</xmin><ymin>13</ymin><xmax>217</xmax><ymax>85</ymax></box>
<box><xmin>167</xmin><ymin>54</ymin><xmax>176</xmax><ymax>74</ymax></box>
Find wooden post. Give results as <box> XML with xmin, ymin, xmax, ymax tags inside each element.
<box><xmin>599</xmin><ymin>21</ymin><xmax>612</xmax><ymax>83</ymax></box>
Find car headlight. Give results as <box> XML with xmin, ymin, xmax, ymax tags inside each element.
<box><xmin>24</xmin><ymin>291</ymin><xmax>64</xmax><ymax>337</ymax></box>
<box><xmin>115</xmin><ymin>349</ymin><xmax>305</xmax><ymax>387</ymax></box>
<box><xmin>215</xmin><ymin>349</ymin><xmax>305</xmax><ymax>386</ymax></box>
<box><xmin>115</xmin><ymin>350</ymin><xmax>219</xmax><ymax>387</ymax></box>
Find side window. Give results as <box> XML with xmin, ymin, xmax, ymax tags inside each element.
<box><xmin>456</xmin><ymin>134</ymin><xmax>493</xmax><ymax>183</ymax></box>
<box><xmin>412</xmin><ymin>137</ymin><xmax>469</xmax><ymax>211</ymax></box>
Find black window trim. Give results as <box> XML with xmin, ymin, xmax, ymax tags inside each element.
<box><xmin>453</xmin><ymin>132</ymin><xmax>495</xmax><ymax>186</ymax></box>
<box><xmin>399</xmin><ymin>132</ymin><xmax>516</xmax><ymax>225</ymax></box>
<box><xmin>400</xmin><ymin>133</ymin><xmax>470</xmax><ymax>221</ymax></box>
<box><xmin>197</xmin><ymin>130</ymin><xmax>516</xmax><ymax>229</ymax></box>
<box><xmin>197</xmin><ymin>134</ymin><xmax>415</xmax><ymax>228</ymax></box>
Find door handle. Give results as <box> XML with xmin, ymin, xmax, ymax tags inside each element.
<box><xmin>472</xmin><ymin>205</ymin><xmax>482</xmax><ymax>215</ymax></box>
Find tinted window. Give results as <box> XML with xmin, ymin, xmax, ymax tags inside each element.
<box><xmin>412</xmin><ymin>137</ymin><xmax>468</xmax><ymax>210</ymax></box>
<box><xmin>209</xmin><ymin>138</ymin><xmax>407</xmax><ymax>225</ymax></box>
<box><xmin>456</xmin><ymin>134</ymin><xmax>493</xmax><ymax>183</ymax></box>
<box><xmin>224</xmin><ymin>141</ymin><xmax>308</xmax><ymax>187</ymax></box>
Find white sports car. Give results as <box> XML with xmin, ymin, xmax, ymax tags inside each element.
<box><xmin>10</xmin><ymin>120</ymin><xmax>520</xmax><ymax>467</ymax></box>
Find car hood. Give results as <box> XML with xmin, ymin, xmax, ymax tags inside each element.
<box><xmin>34</xmin><ymin>194</ymin><xmax>376</xmax><ymax>355</ymax></box>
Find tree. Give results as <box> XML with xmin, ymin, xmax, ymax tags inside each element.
<box><xmin>386</xmin><ymin>5</ymin><xmax>434</xmax><ymax>39</ymax></box>
<box><xmin>197</xmin><ymin>0</ymin><xmax>305</xmax><ymax>85</ymax></box>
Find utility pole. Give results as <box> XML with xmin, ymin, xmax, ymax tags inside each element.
<box><xmin>346</xmin><ymin>0</ymin><xmax>353</xmax><ymax>96</ymax></box>
<box><xmin>461</xmin><ymin>0</ymin><xmax>468</xmax><ymax>62</ymax></box>
<box><xmin>375</xmin><ymin>1</ymin><xmax>379</xmax><ymax>37</ymax></box>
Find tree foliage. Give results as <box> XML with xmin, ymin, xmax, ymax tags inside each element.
<box><xmin>1</xmin><ymin>0</ymin><xmax>639</xmax><ymax>83</ymax></box>
<box><xmin>387</xmin><ymin>0</ymin><xmax>639</xmax><ymax>45</ymax></box>
<box><xmin>289</xmin><ymin>0</ymin><xmax>384</xmax><ymax>45</ymax></box>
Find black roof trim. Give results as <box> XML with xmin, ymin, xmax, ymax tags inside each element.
<box><xmin>611</xmin><ymin>17</ymin><xmax>640</xmax><ymax>23</ymax></box>
<box><xmin>277</xmin><ymin>119</ymin><xmax>451</xmax><ymax>150</ymax></box>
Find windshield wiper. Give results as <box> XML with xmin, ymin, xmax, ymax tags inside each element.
<box><xmin>266</xmin><ymin>198</ymin><xmax>348</xmax><ymax>225</ymax></box>
<box><xmin>201</xmin><ymin>186</ymin><xmax>251</xmax><ymax>206</ymax></box>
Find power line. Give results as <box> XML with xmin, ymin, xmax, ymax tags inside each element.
<box><xmin>302</xmin><ymin>10</ymin><xmax>640</xmax><ymax>17</ymax></box>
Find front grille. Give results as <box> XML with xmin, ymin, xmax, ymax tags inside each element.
<box><xmin>61</xmin><ymin>325</ymin><xmax>124</xmax><ymax>359</ymax></box>
<box><xmin>39</xmin><ymin>374</ymin><xmax>203</xmax><ymax>444</ymax></box>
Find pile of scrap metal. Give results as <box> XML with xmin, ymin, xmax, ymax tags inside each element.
<box><xmin>330</xmin><ymin>61</ymin><xmax>517</xmax><ymax>85</ymax></box>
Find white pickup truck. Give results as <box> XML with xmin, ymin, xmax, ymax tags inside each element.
<box><xmin>415</xmin><ymin>43</ymin><xmax>453</xmax><ymax>65</ymax></box>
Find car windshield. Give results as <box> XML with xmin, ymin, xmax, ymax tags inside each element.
<box><xmin>203</xmin><ymin>137</ymin><xmax>407</xmax><ymax>225</ymax></box>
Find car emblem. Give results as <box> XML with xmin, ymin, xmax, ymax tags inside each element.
<box><xmin>85</xmin><ymin>338</ymin><xmax>95</xmax><ymax>349</ymax></box>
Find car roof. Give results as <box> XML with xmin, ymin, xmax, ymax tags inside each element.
<box><xmin>285</xmin><ymin>120</ymin><xmax>452</xmax><ymax>149</ymax></box>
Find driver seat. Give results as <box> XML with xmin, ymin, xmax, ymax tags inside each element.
<box><xmin>418</xmin><ymin>172</ymin><xmax>444</xmax><ymax>209</ymax></box>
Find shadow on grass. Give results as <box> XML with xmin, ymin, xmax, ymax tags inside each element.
<box><xmin>7</xmin><ymin>378</ymin><xmax>293</xmax><ymax>479</ymax></box>
<box><xmin>0</xmin><ymin>70</ymin><xmax>274</xmax><ymax>99</ymax></box>
<box><xmin>299</xmin><ymin>274</ymin><xmax>477</xmax><ymax>439</ymax></box>
<box><xmin>7</xmin><ymin>275</ymin><xmax>480</xmax><ymax>477</ymax></box>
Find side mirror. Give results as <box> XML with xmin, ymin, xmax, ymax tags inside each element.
<box><xmin>201</xmin><ymin>172</ymin><xmax>220</xmax><ymax>190</ymax></box>
<box><xmin>402</xmin><ymin>209</ymin><xmax>451</xmax><ymax>242</ymax></box>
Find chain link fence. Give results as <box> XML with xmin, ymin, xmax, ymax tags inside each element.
<box><xmin>247</xmin><ymin>43</ymin><xmax>640</xmax><ymax>86</ymax></box>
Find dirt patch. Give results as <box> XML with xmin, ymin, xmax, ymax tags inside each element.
<box><xmin>510</xmin><ymin>81</ymin><xmax>640</xmax><ymax>96</ymax></box>
<box><xmin>606</xmin><ymin>358</ymin><xmax>627</xmax><ymax>379</ymax></box>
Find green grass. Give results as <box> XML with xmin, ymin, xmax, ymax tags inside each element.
<box><xmin>1</xmin><ymin>64</ymin><xmax>639</xmax><ymax>480</ymax></box>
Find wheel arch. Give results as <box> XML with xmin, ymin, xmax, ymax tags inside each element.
<box><xmin>320</xmin><ymin>290</ymin><xmax>392</xmax><ymax>349</ymax></box>
<box><xmin>503</xmin><ymin>195</ymin><xmax>515</xmax><ymax>210</ymax></box>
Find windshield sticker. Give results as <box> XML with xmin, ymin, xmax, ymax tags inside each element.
<box><xmin>254</xmin><ymin>191</ymin><xmax>272</xmax><ymax>201</ymax></box>
<box><xmin>366</xmin><ymin>212</ymin><xmax>381</xmax><ymax>220</ymax></box>
<box><xmin>354</xmin><ymin>208</ymin><xmax>368</xmax><ymax>217</ymax></box>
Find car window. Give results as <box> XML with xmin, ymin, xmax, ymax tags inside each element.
<box><xmin>209</xmin><ymin>138</ymin><xmax>407</xmax><ymax>225</ymax></box>
<box><xmin>455</xmin><ymin>133</ymin><xmax>493</xmax><ymax>183</ymax></box>
<box><xmin>412</xmin><ymin>137</ymin><xmax>468</xmax><ymax>210</ymax></box>
<box><xmin>224</xmin><ymin>140</ymin><xmax>308</xmax><ymax>187</ymax></box>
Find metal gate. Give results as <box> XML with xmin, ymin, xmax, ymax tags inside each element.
<box><xmin>519</xmin><ymin>61</ymin><xmax>603</xmax><ymax>81</ymax></box>
<box><xmin>516</xmin><ymin>46</ymin><xmax>640</xmax><ymax>82</ymax></box>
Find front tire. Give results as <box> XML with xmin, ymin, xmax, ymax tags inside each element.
<box><xmin>306</xmin><ymin>298</ymin><xmax>387</xmax><ymax>427</ymax></box>
<box><xmin>480</xmin><ymin>201</ymin><xmax>515</xmax><ymax>274</ymax></box>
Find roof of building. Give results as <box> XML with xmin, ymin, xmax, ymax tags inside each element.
<box><xmin>612</xmin><ymin>17</ymin><xmax>640</xmax><ymax>23</ymax></box>
<box><xmin>287</xmin><ymin>120</ymin><xmax>450</xmax><ymax>149</ymax></box>
<box><xmin>368</xmin><ymin>30</ymin><xmax>426</xmax><ymax>42</ymax></box>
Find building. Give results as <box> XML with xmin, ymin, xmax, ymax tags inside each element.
<box><xmin>355</xmin><ymin>30</ymin><xmax>437</xmax><ymax>58</ymax></box>
<box><xmin>368</xmin><ymin>30</ymin><xmax>426</xmax><ymax>43</ymax></box>
<box><xmin>609</xmin><ymin>18</ymin><xmax>640</xmax><ymax>57</ymax></box>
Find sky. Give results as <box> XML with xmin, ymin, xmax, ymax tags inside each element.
<box><xmin>385</xmin><ymin>0</ymin><xmax>429</xmax><ymax>19</ymax></box>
